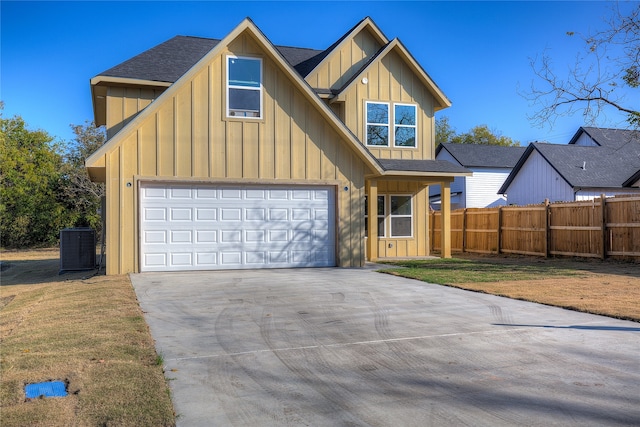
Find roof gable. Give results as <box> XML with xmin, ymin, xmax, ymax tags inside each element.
<box><xmin>303</xmin><ymin>17</ymin><xmax>389</xmax><ymax>85</ymax></box>
<box><xmin>86</xmin><ymin>18</ymin><xmax>384</xmax><ymax>176</ymax></box>
<box><xmin>332</xmin><ymin>38</ymin><xmax>451</xmax><ymax>111</ymax></box>
<box><xmin>436</xmin><ymin>143</ymin><xmax>526</xmax><ymax>168</ymax></box>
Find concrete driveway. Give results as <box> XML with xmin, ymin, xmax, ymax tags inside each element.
<box><xmin>130</xmin><ymin>267</ymin><xmax>640</xmax><ymax>426</ymax></box>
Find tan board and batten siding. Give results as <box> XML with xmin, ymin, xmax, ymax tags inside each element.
<box><xmin>306</xmin><ymin>25</ymin><xmax>385</xmax><ymax>92</ymax></box>
<box><xmin>95</xmin><ymin>30</ymin><xmax>374</xmax><ymax>274</ymax></box>
<box><xmin>105</xmin><ymin>87</ymin><xmax>165</xmax><ymax>140</ymax></box>
<box><xmin>306</xmin><ymin>26</ymin><xmax>436</xmax><ymax>160</ymax></box>
<box><xmin>305</xmin><ymin>25</ymin><xmax>440</xmax><ymax>258</ymax></box>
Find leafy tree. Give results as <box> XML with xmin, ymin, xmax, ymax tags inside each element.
<box><xmin>0</xmin><ymin>111</ymin><xmax>70</xmax><ymax>247</ymax></box>
<box><xmin>58</xmin><ymin>121</ymin><xmax>105</xmax><ymax>231</ymax></box>
<box><xmin>525</xmin><ymin>3</ymin><xmax>640</xmax><ymax>128</ymax></box>
<box><xmin>435</xmin><ymin>116</ymin><xmax>457</xmax><ymax>145</ymax></box>
<box><xmin>436</xmin><ymin>117</ymin><xmax>520</xmax><ymax>146</ymax></box>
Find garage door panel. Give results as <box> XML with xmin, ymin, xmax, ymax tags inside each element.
<box><xmin>196</xmin><ymin>252</ymin><xmax>217</xmax><ymax>266</ymax></box>
<box><xmin>140</xmin><ymin>183</ymin><xmax>335</xmax><ymax>271</ymax></box>
<box><xmin>144</xmin><ymin>207</ymin><xmax>167</xmax><ymax>221</ymax></box>
<box><xmin>195</xmin><ymin>208</ymin><xmax>217</xmax><ymax>221</ymax></box>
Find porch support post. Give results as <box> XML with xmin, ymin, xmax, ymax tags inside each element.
<box><xmin>440</xmin><ymin>181</ymin><xmax>452</xmax><ymax>258</ymax></box>
<box><xmin>366</xmin><ymin>179</ymin><xmax>378</xmax><ymax>261</ymax></box>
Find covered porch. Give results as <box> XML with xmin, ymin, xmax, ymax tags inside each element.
<box><xmin>365</xmin><ymin>159</ymin><xmax>471</xmax><ymax>261</ymax></box>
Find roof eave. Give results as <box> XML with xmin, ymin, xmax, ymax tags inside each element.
<box><xmin>90</xmin><ymin>76</ymin><xmax>173</xmax><ymax>127</ymax></box>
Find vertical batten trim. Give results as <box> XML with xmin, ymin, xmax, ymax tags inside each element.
<box><xmin>191</xmin><ymin>80</ymin><xmax>196</xmax><ymax>177</ymax></box>
<box><xmin>155</xmin><ymin>113</ymin><xmax>160</xmax><ymax>176</ymax></box>
<box><xmin>208</xmin><ymin>63</ymin><xmax>215</xmax><ymax>177</ymax></box>
<box><xmin>173</xmin><ymin>97</ymin><xmax>178</xmax><ymax>177</ymax></box>
<box><xmin>117</xmin><ymin>146</ymin><xmax>124</xmax><ymax>274</ymax></box>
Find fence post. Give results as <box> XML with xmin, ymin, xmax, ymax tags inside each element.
<box><xmin>497</xmin><ymin>206</ymin><xmax>502</xmax><ymax>254</ymax></box>
<box><xmin>545</xmin><ymin>199</ymin><xmax>551</xmax><ymax>258</ymax></box>
<box><xmin>601</xmin><ymin>194</ymin><xmax>607</xmax><ymax>260</ymax></box>
<box><xmin>462</xmin><ymin>208</ymin><xmax>467</xmax><ymax>253</ymax></box>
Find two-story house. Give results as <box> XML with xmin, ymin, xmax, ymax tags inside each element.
<box><xmin>86</xmin><ymin>17</ymin><xmax>470</xmax><ymax>274</ymax></box>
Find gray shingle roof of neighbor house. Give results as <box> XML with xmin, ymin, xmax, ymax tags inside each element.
<box><xmin>435</xmin><ymin>143</ymin><xmax>527</xmax><ymax>168</ymax></box>
<box><xmin>97</xmin><ymin>35</ymin><xmax>327</xmax><ymax>83</ymax></box>
<box><xmin>378</xmin><ymin>158</ymin><xmax>471</xmax><ymax>174</ymax></box>
<box><xmin>499</xmin><ymin>128</ymin><xmax>640</xmax><ymax>194</ymax></box>
<box><xmin>570</xmin><ymin>126</ymin><xmax>639</xmax><ymax>150</ymax></box>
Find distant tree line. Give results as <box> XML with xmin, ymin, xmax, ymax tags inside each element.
<box><xmin>1</xmin><ymin>106</ymin><xmax>105</xmax><ymax>248</ymax></box>
<box><xmin>436</xmin><ymin>116</ymin><xmax>520</xmax><ymax>146</ymax></box>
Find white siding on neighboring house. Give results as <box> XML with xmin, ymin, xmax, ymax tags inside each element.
<box><xmin>430</xmin><ymin>149</ymin><xmax>466</xmax><ymax>209</ymax></box>
<box><xmin>466</xmin><ymin>168</ymin><xmax>510</xmax><ymax>207</ymax></box>
<box><xmin>504</xmin><ymin>150</ymin><xmax>574</xmax><ymax>205</ymax></box>
<box><xmin>575</xmin><ymin>189</ymin><xmax>640</xmax><ymax>201</ymax></box>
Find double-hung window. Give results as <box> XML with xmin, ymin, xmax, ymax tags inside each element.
<box><xmin>390</xmin><ymin>195</ymin><xmax>413</xmax><ymax>237</ymax></box>
<box><xmin>366</xmin><ymin>102</ymin><xmax>390</xmax><ymax>146</ymax></box>
<box><xmin>364</xmin><ymin>195</ymin><xmax>386</xmax><ymax>237</ymax></box>
<box><xmin>394</xmin><ymin>104</ymin><xmax>416</xmax><ymax>147</ymax></box>
<box><xmin>227</xmin><ymin>56</ymin><xmax>262</xmax><ymax>118</ymax></box>
<box><xmin>365</xmin><ymin>195</ymin><xmax>413</xmax><ymax>238</ymax></box>
<box><xmin>365</xmin><ymin>101</ymin><xmax>417</xmax><ymax>148</ymax></box>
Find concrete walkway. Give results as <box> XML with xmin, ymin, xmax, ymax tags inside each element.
<box><xmin>131</xmin><ymin>267</ymin><xmax>640</xmax><ymax>426</ymax></box>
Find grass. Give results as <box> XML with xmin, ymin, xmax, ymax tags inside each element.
<box><xmin>0</xmin><ymin>249</ymin><xmax>175</xmax><ymax>427</ymax></box>
<box><xmin>1</xmin><ymin>250</ymin><xmax>637</xmax><ymax>426</ymax></box>
<box><xmin>380</xmin><ymin>257</ymin><xmax>583</xmax><ymax>284</ymax></box>
<box><xmin>380</xmin><ymin>256</ymin><xmax>640</xmax><ymax>322</ymax></box>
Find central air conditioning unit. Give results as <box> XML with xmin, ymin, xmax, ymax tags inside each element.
<box><xmin>59</xmin><ymin>228</ymin><xmax>96</xmax><ymax>274</ymax></box>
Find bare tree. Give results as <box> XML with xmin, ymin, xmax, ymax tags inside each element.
<box><xmin>525</xmin><ymin>2</ymin><xmax>639</xmax><ymax>128</ymax></box>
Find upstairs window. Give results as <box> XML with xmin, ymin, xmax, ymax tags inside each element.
<box><xmin>365</xmin><ymin>101</ymin><xmax>417</xmax><ymax>148</ymax></box>
<box><xmin>394</xmin><ymin>104</ymin><xmax>416</xmax><ymax>147</ymax></box>
<box><xmin>227</xmin><ymin>56</ymin><xmax>262</xmax><ymax>118</ymax></box>
<box><xmin>366</xmin><ymin>102</ymin><xmax>389</xmax><ymax>146</ymax></box>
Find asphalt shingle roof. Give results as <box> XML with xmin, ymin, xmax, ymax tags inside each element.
<box><xmin>98</xmin><ymin>35</ymin><xmax>325</xmax><ymax>83</ymax></box>
<box><xmin>436</xmin><ymin>143</ymin><xmax>527</xmax><ymax>168</ymax></box>
<box><xmin>570</xmin><ymin>127</ymin><xmax>639</xmax><ymax>149</ymax></box>
<box><xmin>533</xmin><ymin>141</ymin><xmax>640</xmax><ymax>188</ymax></box>
<box><xmin>500</xmin><ymin>128</ymin><xmax>640</xmax><ymax>194</ymax></box>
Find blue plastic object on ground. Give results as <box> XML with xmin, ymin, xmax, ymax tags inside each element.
<box><xmin>25</xmin><ymin>381</ymin><xmax>67</xmax><ymax>398</ymax></box>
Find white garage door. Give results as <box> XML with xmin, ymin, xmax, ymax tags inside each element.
<box><xmin>139</xmin><ymin>182</ymin><xmax>336</xmax><ymax>271</ymax></box>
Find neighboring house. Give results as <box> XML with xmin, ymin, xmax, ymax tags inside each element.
<box><xmin>430</xmin><ymin>143</ymin><xmax>526</xmax><ymax>209</ymax></box>
<box><xmin>86</xmin><ymin>17</ymin><xmax>470</xmax><ymax>274</ymax></box>
<box><xmin>499</xmin><ymin>127</ymin><xmax>640</xmax><ymax>205</ymax></box>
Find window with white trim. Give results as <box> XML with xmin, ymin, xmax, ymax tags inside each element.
<box><xmin>227</xmin><ymin>56</ymin><xmax>262</xmax><ymax>118</ymax></box>
<box><xmin>394</xmin><ymin>104</ymin><xmax>416</xmax><ymax>147</ymax></box>
<box><xmin>365</xmin><ymin>101</ymin><xmax>417</xmax><ymax>147</ymax></box>
<box><xmin>366</xmin><ymin>102</ymin><xmax>389</xmax><ymax>146</ymax></box>
<box><xmin>364</xmin><ymin>195</ymin><xmax>386</xmax><ymax>237</ymax></box>
<box><xmin>390</xmin><ymin>195</ymin><xmax>413</xmax><ymax>237</ymax></box>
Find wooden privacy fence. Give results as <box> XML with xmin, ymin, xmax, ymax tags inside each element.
<box><xmin>430</xmin><ymin>195</ymin><xmax>640</xmax><ymax>260</ymax></box>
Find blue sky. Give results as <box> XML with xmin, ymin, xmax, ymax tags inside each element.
<box><xmin>1</xmin><ymin>1</ymin><xmax>637</xmax><ymax>145</ymax></box>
